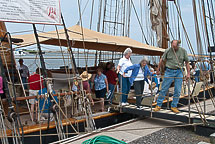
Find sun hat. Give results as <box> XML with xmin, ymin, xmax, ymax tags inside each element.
<box><xmin>80</xmin><ymin>71</ymin><xmax>92</xmax><ymax>81</ymax></box>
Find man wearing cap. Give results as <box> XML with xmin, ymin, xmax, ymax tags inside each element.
<box><xmin>154</xmin><ymin>40</ymin><xmax>190</xmax><ymax>113</ymax></box>
<box><xmin>18</xmin><ymin>58</ymin><xmax>29</xmax><ymax>89</ymax></box>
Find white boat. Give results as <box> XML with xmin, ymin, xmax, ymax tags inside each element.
<box><xmin>13</xmin><ymin>49</ymin><xmax>28</xmax><ymax>56</ymax></box>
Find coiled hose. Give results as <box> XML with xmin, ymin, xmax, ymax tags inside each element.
<box><xmin>82</xmin><ymin>135</ymin><xmax>127</xmax><ymax>144</ymax></box>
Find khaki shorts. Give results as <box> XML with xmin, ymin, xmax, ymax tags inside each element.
<box><xmin>29</xmin><ymin>90</ymin><xmax>38</xmax><ymax>105</ymax></box>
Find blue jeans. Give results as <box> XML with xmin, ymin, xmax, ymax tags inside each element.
<box><xmin>108</xmin><ymin>83</ymin><xmax>115</xmax><ymax>104</ymax></box>
<box><xmin>194</xmin><ymin>70</ymin><xmax>200</xmax><ymax>82</ymax></box>
<box><xmin>21</xmin><ymin>77</ymin><xmax>28</xmax><ymax>90</ymax></box>
<box><xmin>156</xmin><ymin>68</ymin><xmax>183</xmax><ymax>108</ymax></box>
<box><xmin>120</xmin><ymin>75</ymin><xmax>131</xmax><ymax>103</ymax></box>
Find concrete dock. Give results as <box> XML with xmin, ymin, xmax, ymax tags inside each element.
<box><xmin>60</xmin><ymin>118</ymin><xmax>178</xmax><ymax>144</ymax></box>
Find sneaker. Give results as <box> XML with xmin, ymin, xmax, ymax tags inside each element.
<box><xmin>50</xmin><ymin>116</ymin><xmax>55</xmax><ymax>121</ymax></box>
<box><xmin>137</xmin><ymin>106</ymin><xmax>143</xmax><ymax>110</ymax></box>
<box><xmin>107</xmin><ymin>107</ymin><xmax>111</xmax><ymax>112</ymax></box>
<box><xmin>121</xmin><ymin>103</ymin><xmax>127</xmax><ymax>106</ymax></box>
<box><xmin>153</xmin><ymin>105</ymin><xmax>161</xmax><ymax>112</ymax></box>
<box><xmin>171</xmin><ymin>107</ymin><xmax>179</xmax><ymax>113</ymax></box>
<box><xmin>40</xmin><ymin>116</ymin><xmax>46</xmax><ymax>121</ymax></box>
<box><xmin>125</xmin><ymin>102</ymin><xmax>130</xmax><ymax>106</ymax></box>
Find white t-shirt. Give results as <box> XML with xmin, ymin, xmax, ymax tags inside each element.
<box><xmin>134</xmin><ymin>68</ymin><xmax>144</xmax><ymax>81</ymax></box>
<box><xmin>118</xmin><ymin>57</ymin><xmax>133</xmax><ymax>77</ymax></box>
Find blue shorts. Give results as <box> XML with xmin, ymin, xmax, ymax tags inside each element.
<box><xmin>95</xmin><ymin>88</ymin><xmax>106</xmax><ymax>98</ymax></box>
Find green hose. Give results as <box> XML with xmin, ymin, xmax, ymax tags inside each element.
<box><xmin>82</xmin><ymin>135</ymin><xmax>127</xmax><ymax>144</ymax></box>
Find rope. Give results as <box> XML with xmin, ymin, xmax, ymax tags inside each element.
<box><xmin>77</xmin><ymin>0</ymin><xmax>90</xmax><ymax>25</ymax></box>
<box><xmin>82</xmin><ymin>135</ymin><xmax>127</xmax><ymax>144</ymax></box>
<box><xmin>77</xmin><ymin>0</ymin><xmax>89</xmax><ymax>71</ymax></box>
<box><xmin>55</xmin><ymin>25</ymin><xmax>72</xmax><ymax>97</ymax></box>
<box><xmin>10</xmin><ymin>30</ymin><xmax>33</xmax><ymax>34</ymax></box>
<box><xmin>131</xmin><ymin>0</ymin><xmax>149</xmax><ymax>45</ymax></box>
<box><xmin>89</xmin><ymin>0</ymin><xmax>95</xmax><ymax>29</ymax></box>
<box><xmin>16</xmin><ymin>57</ymin><xmax>33</xmax><ymax>121</ymax></box>
<box><xmin>2</xmin><ymin>32</ymin><xmax>25</xmax><ymax>143</ymax></box>
<box><xmin>198</xmin><ymin>0</ymin><xmax>208</xmax><ymax>56</ymax></box>
<box><xmin>174</xmin><ymin>1</ymin><xmax>196</xmax><ymax>59</ymax></box>
<box><xmin>0</xmin><ymin>41</ymin><xmax>12</xmax><ymax>83</ymax></box>
<box><xmin>49</xmin><ymin>92</ymin><xmax>79</xmax><ymax>133</ymax></box>
<box><xmin>171</xmin><ymin>1</ymin><xmax>212</xmax><ymax>123</ymax></box>
<box><xmin>192</xmin><ymin>0</ymin><xmax>204</xmax><ymax>55</ymax></box>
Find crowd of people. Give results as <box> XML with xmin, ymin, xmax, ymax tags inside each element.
<box><xmin>2</xmin><ymin>39</ymin><xmax>213</xmax><ymax>122</ymax></box>
<box><xmin>192</xmin><ymin>59</ymin><xmax>211</xmax><ymax>82</ymax></box>
<box><xmin>80</xmin><ymin>39</ymin><xmax>213</xmax><ymax>113</ymax></box>
<box><xmin>70</xmin><ymin>47</ymin><xmax>161</xmax><ymax>112</ymax></box>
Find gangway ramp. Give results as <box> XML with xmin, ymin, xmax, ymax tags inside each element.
<box><xmin>111</xmin><ymin>81</ymin><xmax>215</xmax><ymax>124</ymax></box>
<box><xmin>113</xmin><ymin>104</ymin><xmax>215</xmax><ymax>124</ymax></box>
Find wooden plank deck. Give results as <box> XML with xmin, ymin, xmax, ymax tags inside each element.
<box><xmin>116</xmin><ymin>104</ymin><xmax>215</xmax><ymax>124</ymax></box>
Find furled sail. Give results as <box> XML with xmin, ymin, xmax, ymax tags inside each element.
<box><xmin>150</xmin><ymin>0</ymin><xmax>163</xmax><ymax>47</ymax></box>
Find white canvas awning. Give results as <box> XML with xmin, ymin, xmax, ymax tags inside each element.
<box><xmin>12</xmin><ymin>25</ymin><xmax>165</xmax><ymax>55</ymax></box>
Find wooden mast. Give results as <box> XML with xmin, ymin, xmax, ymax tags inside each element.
<box><xmin>0</xmin><ymin>22</ymin><xmax>13</xmax><ymax>69</ymax></box>
<box><xmin>0</xmin><ymin>22</ymin><xmax>21</xmax><ymax>111</ymax></box>
<box><xmin>0</xmin><ymin>22</ymin><xmax>14</xmax><ymax>112</ymax></box>
<box><xmin>0</xmin><ymin>22</ymin><xmax>7</xmax><ymax>37</ymax></box>
<box><xmin>0</xmin><ymin>22</ymin><xmax>10</xmax><ymax>51</ymax></box>
<box><xmin>162</xmin><ymin>0</ymin><xmax>168</xmax><ymax>49</ymax></box>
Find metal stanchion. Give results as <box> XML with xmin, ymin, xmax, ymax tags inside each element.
<box><xmin>150</xmin><ymin>76</ymin><xmax>153</xmax><ymax>118</ymax></box>
<box><xmin>119</xmin><ymin>74</ymin><xmax>123</xmax><ymax>113</ymax></box>
<box><xmin>188</xmin><ymin>79</ymin><xmax>191</xmax><ymax>124</ymax></box>
<box><xmin>167</xmin><ymin>90</ymin><xmax>170</xmax><ymax>109</ymax></box>
<box><xmin>203</xmin><ymin>82</ymin><xmax>206</xmax><ymax>114</ymax></box>
<box><xmin>184</xmin><ymin>81</ymin><xmax>187</xmax><ymax>95</ymax></box>
<box><xmin>120</xmin><ymin>75</ymin><xmax>122</xmax><ymax>106</ymax></box>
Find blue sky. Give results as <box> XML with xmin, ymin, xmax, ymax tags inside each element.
<box><xmin>5</xmin><ymin>0</ymin><xmax>212</xmax><ymax>55</ymax></box>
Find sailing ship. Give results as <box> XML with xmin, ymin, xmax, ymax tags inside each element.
<box><xmin>0</xmin><ymin>0</ymin><xmax>214</xmax><ymax>144</ymax></box>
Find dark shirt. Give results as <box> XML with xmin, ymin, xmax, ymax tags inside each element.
<box><xmin>105</xmin><ymin>70</ymin><xmax>117</xmax><ymax>85</ymax></box>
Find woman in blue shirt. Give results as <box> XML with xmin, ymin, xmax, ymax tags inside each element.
<box><xmin>92</xmin><ymin>67</ymin><xmax>109</xmax><ymax>111</ymax></box>
<box><xmin>123</xmin><ymin>57</ymin><xmax>151</xmax><ymax>108</ymax></box>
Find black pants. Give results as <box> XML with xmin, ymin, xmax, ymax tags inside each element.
<box><xmin>133</xmin><ymin>80</ymin><xmax>145</xmax><ymax>107</ymax></box>
<box><xmin>211</xmin><ymin>73</ymin><xmax>214</xmax><ymax>83</ymax></box>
